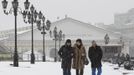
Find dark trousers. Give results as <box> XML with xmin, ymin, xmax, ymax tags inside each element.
<box><xmin>92</xmin><ymin>67</ymin><xmax>102</xmax><ymax>75</ymax></box>
<box><xmin>63</xmin><ymin>68</ymin><xmax>71</xmax><ymax>75</ymax></box>
<box><xmin>76</xmin><ymin>69</ymin><xmax>83</xmax><ymax>75</ymax></box>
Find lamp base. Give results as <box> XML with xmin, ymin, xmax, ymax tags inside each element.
<box><xmin>13</xmin><ymin>53</ymin><xmax>19</xmax><ymax>67</ymax></box>
<box><xmin>31</xmin><ymin>53</ymin><xmax>35</xmax><ymax>64</ymax></box>
<box><xmin>42</xmin><ymin>56</ymin><xmax>46</xmax><ymax>62</ymax></box>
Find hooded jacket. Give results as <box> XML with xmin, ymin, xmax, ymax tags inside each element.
<box><xmin>58</xmin><ymin>41</ymin><xmax>74</xmax><ymax>69</ymax></box>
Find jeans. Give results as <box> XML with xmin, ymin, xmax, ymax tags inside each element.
<box><xmin>76</xmin><ymin>69</ymin><xmax>83</xmax><ymax>75</ymax></box>
<box><xmin>63</xmin><ymin>68</ymin><xmax>71</xmax><ymax>75</ymax></box>
<box><xmin>92</xmin><ymin>67</ymin><xmax>102</xmax><ymax>75</ymax></box>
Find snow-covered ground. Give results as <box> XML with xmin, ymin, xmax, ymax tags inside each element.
<box><xmin>0</xmin><ymin>61</ymin><xmax>134</xmax><ymax>75</ymax></box>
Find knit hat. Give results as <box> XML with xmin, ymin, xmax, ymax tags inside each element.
<box><xmin>92</xmin><ymin>40</ymin><xmax>96</xmax><ymax>43</ymax></box>
<box><xmin>66</xmin><ymin>39</ymin><xmax>71</xmax><ymax>43</ymax></box>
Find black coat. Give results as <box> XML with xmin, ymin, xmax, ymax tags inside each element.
<box><xmin>88</xmin><ymin>46</ymin><xmax>103</xmax><ymax>68</ymax></box>
<box><xmin>58</xmin><ymin>45</ymin><xmax>74</xmax><ymax>69</ymax></box>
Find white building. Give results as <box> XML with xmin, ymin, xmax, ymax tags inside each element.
<box><xmin>0</xmin><ymin>17</ymin><xmax>127</xmax><ymax>60</ymax></box>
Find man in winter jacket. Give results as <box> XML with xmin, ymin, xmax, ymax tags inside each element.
<box><xmin>88</xmin><ymin>40</ymin><xmax>103</xmax><ymax>75</ymax></box>
<box><xmin>58</xmin><ymin>39</ymin><xmax>74</xmax><ymax>75</ymax></box>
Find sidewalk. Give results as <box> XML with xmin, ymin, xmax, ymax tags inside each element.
<box><xmin>0</xmin><ymin>62</ymin><xmax>133</xmax><ymax>75</ymax></box>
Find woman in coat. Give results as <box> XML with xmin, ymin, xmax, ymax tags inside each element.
<box><xmin>72</xmin><ymin>39</ymin><xmax>86</xmax><ymax>75</ymax></box>
<box><xmin>58</xmin><ymin>39</ymin><xmax>74</xmax><ymax>75</ymax></box>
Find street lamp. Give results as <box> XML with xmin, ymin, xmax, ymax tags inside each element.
<box><xmin>37</xmin><ymin>12</ymin><xmax>51</xmax><ymax>62</ymax></box>
<box><xmin>58</xmin><ymin>30</ymin><xmax>63</xmax><ymax>61</ymax></box>
<box><xmin>22</xmin><ymin>4</ymin><xmax>38</xmax><ymax>64</ymax></box>
<box><xmin>53</xmin><ymin>27</ymin><xmax>58</xmax><ymax>62</ymax></box>
<box><xmin>24</xmin><ymin>0</ymin><xmax>30</xmax><ymax>10</ymax></box>
<box><xmin>1</xmin><ymin>0</ymin><xmax>30</xmax><ymax>67</ymax></box>
<box><xmin>62</xmin><ymin>34</ymin><xmax>65</xmax><ymax>41</ymax></box>
<box><xmin>58</xmin><ymin>30</ymin><xmax>63</xmax><ymax>51</ymax></box>
<box><xmin>49</xmin><ymin>27</ymin><xmax>65</xmax><ymax>62</ymax></box>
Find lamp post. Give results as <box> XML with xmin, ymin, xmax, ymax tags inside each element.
<box><xmin>58</xmin><ymin>30</ymin><xmax>63</xmax><ymax>61</ymax></box>
<box><xmin>53</xmin><ymin>27</ymin><xmax>58</xmax><ymax>62</ymax></box>
<box><xmin>62</xmin><ymin>34</ymin><xmax>65</xmax><ymax>41</ymax></box>
<box><xmin>49</xmin><ymin>27</ymin><xmax>64</xmax><ymax>62</ymax></box>
<box><xmin>1</xmin><ymin>0</ymin><xmax>30</xmax><ymax>67</ymax></box>
<box><xmin>58</xmin><ymin>30</ymin><xmax>63</xmax><ymax>51</ymax></box>
<box><xmin>37</xmin><ymin>12</ymin><xmax>51</xmax><ymax>62</ymax></box>
<box><xmin>22</xmin><ymin>4</ymin><xmax>38</xmax><ymax>64</ymax></box>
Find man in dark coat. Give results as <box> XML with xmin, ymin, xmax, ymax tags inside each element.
<box><xmin>88</xmin><ymin>40</ymin><xmax>103</xmax><ymax>75</ymax></box>
<box><xmin>58</xmin><ymin>39</ymin><xmax>74</xmax><ymax>75</ymax></box>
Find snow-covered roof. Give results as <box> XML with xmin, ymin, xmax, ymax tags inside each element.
<box><xmin>6</xmin><ymin>17</ymin><xmax>120</xmax><ymax>41</ymax></box>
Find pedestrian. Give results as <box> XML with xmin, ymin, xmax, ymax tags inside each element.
<box><xmin>88</xmin><ymin>40</ymin><xmax>103</xmax><ymax>75</ymax></box>
<box><xmin>126</xmin><ymin>54</ymin><xmax>130</xmax><ymax>61</ymax></box>
<box><xmin>117</xmin><ymin>53</ymin><xmax>125</xmax><ymax>67</ymax></box>
<box><xmin>72</xmin><ymin>39</ymin><xmax>86</xmax><ymax>75</ymax></box>
<box><xmin>58</xmin><ymin>39</ymin><xmax>74</xmax><ymax>75</ymax></box>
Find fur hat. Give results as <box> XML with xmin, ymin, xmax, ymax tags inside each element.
<box><xmin>76</xmin><ymin>39</ymin><xmax>82</xmax><ymax>43</ymax></box>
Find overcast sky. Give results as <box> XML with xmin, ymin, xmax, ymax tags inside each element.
<box><xmin>0</xmin><ymin>0</ymin><xmax>134</xmax><ymax>31</ymax></box>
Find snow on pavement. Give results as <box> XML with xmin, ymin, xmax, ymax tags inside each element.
<box><xmin>0</xmin><ymin>62</ymin><xmax>133</xmax><ymax>75</ymax></box>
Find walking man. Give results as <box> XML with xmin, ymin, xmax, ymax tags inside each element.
<box><xmin>88</xmin><ymin>40</ymin><xmax>103</xmax><ymax>75</ymax></box>
<box><xmin>58</xmin><ymin>39</ymin><xmax>74</xmax><ymax>75</ymax></box>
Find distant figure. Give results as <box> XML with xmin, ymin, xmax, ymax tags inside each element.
<box><xmin>104</xmin><ymin>34</ymin><xmax>110</xmax><ymax>44</ymax></box>
<box><xmin>126</xmin><ymin>54</ymin><xmax>130</xmax><ymax>61</ymax></box>
<box><xmin>58</xmin><ymin>39</ymin><xmax>74</xmax><ymax>75</ymax></box>
<box><xmin>124</xmin><ymin>54</ymin><xmax>133</xmax><ymax>70</ymax></box>
<box><xmin>72</xmin><ymin>39</ymin><xmax>86</xmax><ymax>75</ymax></box>
<box><xmin>88</xmin><ymin>40</ymin><xmax>103</xmax><ymax>75</ymax></box>
<box><xmin>117</xmin><ymin>53</ymin><xmax>125</xmax><ymax>67</ymax></box>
